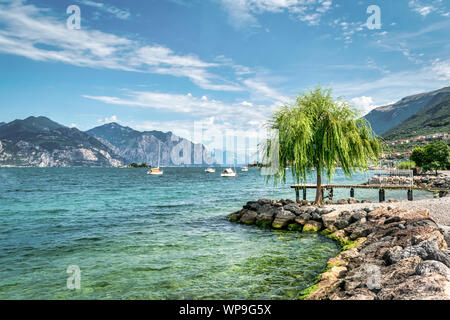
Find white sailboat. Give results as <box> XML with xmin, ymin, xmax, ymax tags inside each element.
<box><xmin>147</xmin><ymin>142</ymin><xmax>163</xmax><ymax>175</ymax></box>
<box><xmin>221</xmin><ymin>155</ymin><xmax>238</xmax><ymax>177</ymax></box>
<box><xmin>241</xmin><ymin>166</ymin><xmax>248</xmax><ymax>172</ymax></box>
<box><xmin>221</xmin><ymin>168</ymin><xmax>237</xmax><ymax>177</ymax></box>
<box><xmin>205</xmin><ymin>168</ymin><xmax>216</xmax><ymax>173</ymax></box>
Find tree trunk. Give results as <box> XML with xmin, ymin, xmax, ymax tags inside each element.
<box><xmin>314</xmin><ymin>170</ymin><xmax>323</xmax><ymax>205</ymax></box>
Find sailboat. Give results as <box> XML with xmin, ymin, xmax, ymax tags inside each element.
<box><xmin>147</xmin><ymin>142</ymin><xmax>164</xmax><ymax>176</ymax></box>
<box><xmin>241</xmin><ymin>166</ymin><xmax>248</xmax><ymax>172</ymax></box>
<box><xmin>221</xmin><ymin>168</ymin><xmax>237</xmax><ymax>177</ymax></box>
<box><xmin>205</xmin><ymin>168</ymin><xmax>216</xmax><ymax>173</ymax></box>
<box><xmin>221</xmin><ymin>155</ymin><xmax>238</xmax><ymax>177</ymax></box>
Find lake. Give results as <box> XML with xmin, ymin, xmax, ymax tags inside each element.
<box><xmin>0</xmin><ymin>167</ymin><xmax>432</xmax><ymax>299</ymax></box>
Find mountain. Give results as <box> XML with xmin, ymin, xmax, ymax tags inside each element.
<box><xmin>0</xmin><ymin>116</ymin><xmax>124</xmax><ymax>167</ymax></box>
<box><xmin>0</xmin><ymin>122</ymin><xmax>5</xmax><ymax>127</ymax></box>
<box><xmin>365</xmin><ymin>86</ymin><xmax>450</xmax><ymax>135</ymax></box>
<box><xmin>87</xmin><ymin>123</ymin><xmax>215</xmax><ymax>166</ymax></box>
<box><xmin>383</xmin><ymin>93</ymin><xmax>450</xmax><ymax>140</ymax></box>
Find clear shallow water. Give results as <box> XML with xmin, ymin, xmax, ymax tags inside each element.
<box><xmin>0</xmin><ymin>168</ymin><xmax>432</xmax><ymax>299</ymax></box>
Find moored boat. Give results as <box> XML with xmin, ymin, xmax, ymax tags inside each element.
<box><xmin>147</xmin><ymin>141</ymin><xmax>163</xmax><ymax>176</ymax></box>
<box><xmin>147</xmin><ymin>167</ymin><xmax>163</xmax><ymax>175</ymax></box>
<box><xmin>221</xmin><ymin>168</ymin><xmax>237</xmax><ymax>177</ymax></box>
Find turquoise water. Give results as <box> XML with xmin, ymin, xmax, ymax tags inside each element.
<box><xmin>0</xmin><ymin>168</ymin><xmax>432</xmax><ymax>299</ymax></box>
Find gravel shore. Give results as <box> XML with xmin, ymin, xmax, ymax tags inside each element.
<box><xmin>327</xmin><ymin>197</ymin><xmax>450</xmax><ymax>226</ymax></box>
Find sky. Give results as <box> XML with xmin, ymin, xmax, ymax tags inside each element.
<box><xmin>0</xmin><ymin>0</ymin><xmax>449</xmax><ymax>152</ymax></box>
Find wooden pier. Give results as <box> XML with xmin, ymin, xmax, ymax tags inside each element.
<box><xmin>290</xmin><ymin>184</ymin><xmax>444</xmax><ymax>203</ymax></box>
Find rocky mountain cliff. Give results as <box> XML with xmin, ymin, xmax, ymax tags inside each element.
<box><xmin>0</xmin><ymin>117</ymin><xmax>124</xmax><ymax>167</ymax></box>
<box><xmin>383</xmin><ymin>93</ymin><xmax>450</xmax><ymax>140</ymax></box>
<box><xmin>87</xmin><ymin>123</ymin><xmax>215</xmax><ymax>166</ymax></box>
<box><xmin>0</xmin><ymin>122</ymin><xmax>5</xmax><ymax>127</ymax></box>
<box><xmin>365</xmin><ymin>86</ymin><xmax>450</xmax><ymax>135</ymax></box>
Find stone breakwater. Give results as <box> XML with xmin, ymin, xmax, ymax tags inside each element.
<box><xmin>414</xmin><ymin>174</ymin><xmax>450</xmax><ymax>191</ymax></box>
<box><xmin>228</xmin><ymin>198</ymin><xmax>450</xmax><ymax>300</ymax></box>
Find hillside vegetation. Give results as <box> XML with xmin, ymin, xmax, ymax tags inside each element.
<box><xmin>383</xmin><ymin>94</ymin><xmax>450</xmax><ymax>140</ymax></box>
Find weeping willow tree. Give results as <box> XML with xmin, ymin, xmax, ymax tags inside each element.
<box><xmin>261</xmin><ymin>87</ymin><xmax>380</xmax><ymax>205</ymax></box>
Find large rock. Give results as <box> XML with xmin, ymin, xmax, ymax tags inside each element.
<box><xmin>439</xmin><ymin>225</ymin><xmax>450</xmax><ymax>247</ymax></box>
<box><xmin>385</xmin><ymin>240</ymin><xmax>450</xmax><ymax>267</ymax></box>
<box><xmin>244</xmin><ymin>201</ymin><xmax>261</xmax><ymax>211</ymax></box>
<box><xmin>384</xmin><ymin>245</ymin><xmax>428</xmax><ymax>265</ymax></box>
<box><xmin>416</xmin><ymin>260</ymin><xmax>450</xmax><ymax>279</ymax></box>
<box><xmin>256</xmin><ymin>210</ymin><xmax>276</xmax><ymax>227</ymax></box>
<box><xmin>305</xmin><ymin>206</ymin><xmax>317</xmax><ymax>214</ymax></box>
<box><xmin>421</xmin><ymin>240</ymin><xmax>450</xmax><ymax>267</ymax></box>
<box><xmin>311</xmin><ymin>212</ymin><xmax>322</xmax><ymax>221</ymax></box>
<box><xmin>283</xmin><ymin>203</ymin><xmax>302</xmax><ymax>215</ymax></box>
<box><xmin>304</xmin><ymin>276</ymin><xmax>344</xmax><ymax>300</ymax></box>
<box><xmin>377</xmin><ymin>274</ymin><xmax>450</xmax><ymax>300</ymax></box>
<box><xmin>334</xmin><ymin>211</ymin><xmax>352</xmax><ymax>230</ymax></box>
<box><xmin>319</xmin><ymin>266</ymin><xmax>347</xmax><ymax>283</ymax></box>
<box><xmin>272</xmin><ymin>210</ymin><xmax>296</xmax><ymax>229</ymax></box>
<box><xmin>327</xmin><ymin>248</ymin><xmax>359</xmax><ymax>268</ymax></box>
<box><xmin>257</xmin><ymin>198</ymin><xmax>272</xmax><ymax>205</ymax></box>
<box><xmin>318</xmin><ymin>208</ymin><xmax>334</xmax><ymax>215</ymax></box>
<box><xmin>350</xmin><ymin>210</ymin><xmax>367</xmax><ymax>223</ymax></box>
<box><xmin>257</xmin><ymin>203</ymin><xmax>273</xmax><ymax>214</ymax></box>
<box><xmin>294</xmin><ymin>216</ymin><xmax>308</xmax><ymax>226</ymax></box>
<box><xmin>346</xmin><ymin>222</ymin><xmax>373</xmax><ymax>240</ymax></box>
<box><xmin>239</xmin><ymin>210</ymin><xmax>258</xmax><ymax>225</ymax></box>
<box><xmin>359</xmin><ymin>236</ymin><xmax>395</xmax><ymax>257</ymax></box>
<box><xmin>299</xmin><ymin>212</ymin><xmax>312</xmax><ymax>221</ymax></box>
<box><xmin>381</xmin><ymin>256</ymin><xmax>422</xmax><ymax>287</ymax></box>
<box><xmin>229</xmin><ymin>209</ymin><xmax>245</xmax><ymax>222</ymax></box>
<box><xmin>397</xmin><ymin>208</ymin><xmax>430</xmax><ymax>220</ymax></box>
<box><xmin>322</xmin><ymin>210</ymin><xmax>341</xmax><ymax>231</ymax></box>
<box><xmin>303</xmin><ymin>221</ymin><xmax>323</xmax><ymax>232</ymax></box>
<box><xmin>343</xmin><ymin>262</ymin><xmax>384</xmax><ymax>292</ymax></box>
<box><xmin>390</xmin><ymin>224</ymin><xmax>447</xmax><ymax>249</ymax></box>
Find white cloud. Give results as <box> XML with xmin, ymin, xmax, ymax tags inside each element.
<box><xmin>350</xmin><ymin>96</ymin><xmax>377</xmax><ymax>115</ymax></box>
<box><xmin>241</xmin><ymin>101</ymin><xmax>254</xmax><ymax>107</ymax></box>
<box><xmin>83</xmin><ymin>90</ymin><xmax>276</xmax><ymax>135</ymax></box>
<box><xmin>243</xmin><ymin>78</ymin><xmax>290</xmax><ymax>102</ymax></box>
<box><xmin>0</xmin><ymin>1</ymin><xmax>242</xmax><ymax>92</ymax></box>
<box><xmin>83</xmin><ymin>89</ymin><xmax>279</xmax><ymax>159</ymax></box>
<box><xmin>367</xmin><ymin>57</ymin><xmax>390</xmax><ymax>74</ymax></box>
<box><xmin>219</xmin><ymin>0</ymin><xmax>334</xmax><ymax>29</ymax></box>
<box><xmin>97</xmin><ymin>115</ymin><xmax>118</xmax><ymax>124</ymax></box>
<box><xmin>408</xmin><ymin>0</ymin><xmax>448</xmax><ymax>17</ymax></box>
<box><xmin>409</xmin><ymin>0</ymin><xmax>435</xmax><ymax>16</ymax></box>
<box><xmin>331</xmin><ymin>18</ymin><xmax>366</xmax><ymax>44</ymax></box>
<box><xmin>431</xmin><ymin>59</ymin><xmax>450</xmax><ymax>80</ymax></box>
<box><xmin>333</xmin><ymin>59</ymin><xmax>450</xmax><ymax>107</ymax></box>
<box><xmin>76</xmin><ymin>0</ymin><xmax>131</xmax><ymax>20</ymax></box>
<box><xmin>372</xmin><ymin>20</ymin><xmax>450</xmax><ymax>65</ymax></box>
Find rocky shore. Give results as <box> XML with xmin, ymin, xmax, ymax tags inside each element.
<box><xmin>414</xmin><ymin>173</ymin><xmax>450</xmax><ymax>192</ymax></box>
<box><xmin>228</xmin><ymin>198</ymin><xmax>450</xmax><ymax>300</ymax></box>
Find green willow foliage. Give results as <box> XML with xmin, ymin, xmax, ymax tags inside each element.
<box><xmin>262</xmin><ymin>87</ymin><xmax>380</xmax><ymax>204</ymax></box>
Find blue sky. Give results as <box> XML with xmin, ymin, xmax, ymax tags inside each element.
<box><xmin>0</xmin><ymin>0</ymin><xmax>449</xmax><ymax>147</ymax></box>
